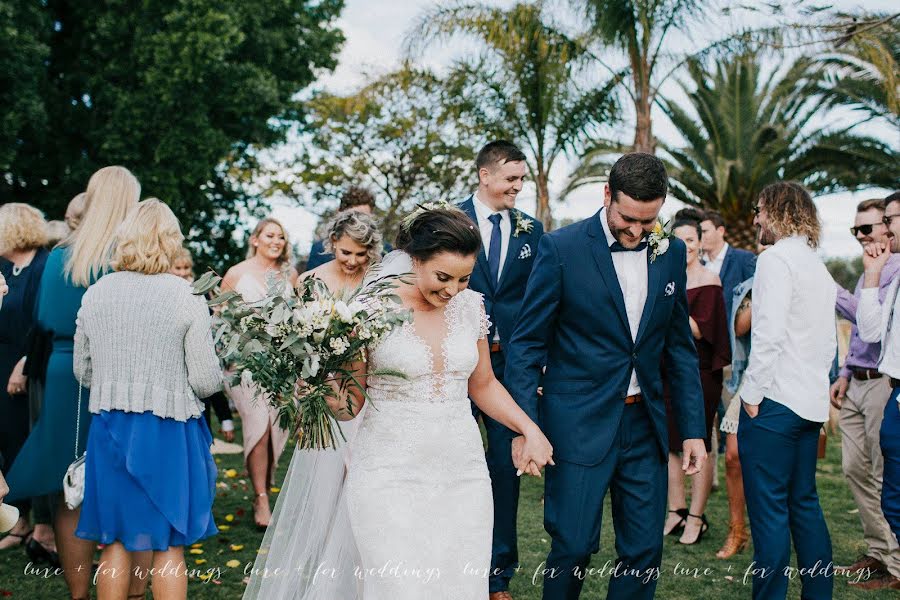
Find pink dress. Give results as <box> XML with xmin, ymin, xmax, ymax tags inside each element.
<box><xmin>224</xmin><ymin>274</ymin><xmax>290</xmax><ymax>480</ymax></box>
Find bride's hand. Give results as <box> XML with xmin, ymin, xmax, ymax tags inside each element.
<box><xmin>512</xmin><ymin>427</ymin><xmax>555</xmax><ymax>477</ymax></box>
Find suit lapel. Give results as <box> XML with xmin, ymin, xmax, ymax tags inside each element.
<box><xmin>635</xmin><ymin>249</ymin><xmax>663</xmax><ymax>345</ymax></box>
<box><xmin>718</xmin><ymin>247</ymin><xmax>733</xmax><ymax>285</ymax></box>
<box><xmin>497</xmin><ymin>212</ymin><xmax>527</xmax><ymax>294</ymax></box>
<box><xmin>587</xmin><ymin>214</ymin><xmax>630</xmax><ymax>337</ymax></box>
<box><xmin>461</xmin><ymin>196</ymin><xmax>495</xmax><ymax>292</ymax></box>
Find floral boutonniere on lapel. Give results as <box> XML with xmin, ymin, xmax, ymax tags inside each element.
<box><xmin>648</xmin><ymin>220</ymin><xmax>670</xmax><ymax>263</ymax></box>
<box><xmin>512</xmin><ymin>211</ymin><xmax>534</xmax><ymax>238</ymax></box>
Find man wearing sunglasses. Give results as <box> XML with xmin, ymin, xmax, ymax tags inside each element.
<box><xmin>856</xmin><ymin>193</ymin><xmax>900</xmax><ymax>589</ymax></box>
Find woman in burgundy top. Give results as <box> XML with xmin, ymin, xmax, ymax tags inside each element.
<box><xmin>662</xmin><ymin>217</ymin><xmax>731</xmax><ymax>546</ymax></box>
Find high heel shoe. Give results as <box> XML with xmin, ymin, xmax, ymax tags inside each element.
<box><xmin>253</xmin><ymin>493</ymin><xmax>270</xmax><ymax>531</ymax></box>
<box><xmin>26</xmin><ymin>536</ymin><xmax>61</xmax><ymax>568</ymax></box>
<box><xmin>664</xmin><ymin>508</ymin><xmax>688</xmax><ymax>536</ymax></box>
<box><xmin>678</xmin><ymin>513</ymin><xmax>709</xmax><ymax>545</ymax></box>
<box><xmin>716</xmin><ymin>522</ymin><xmax>749</xmax><ymax>559</ymax></box>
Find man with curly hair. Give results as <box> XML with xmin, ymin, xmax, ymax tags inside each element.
<box><xmin>739</xmin><ymin>181</ymin><xmax>837</xmax><ymax>599</ymax></box>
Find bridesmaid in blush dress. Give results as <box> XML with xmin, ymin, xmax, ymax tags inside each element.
<box><xmin>221</xmin><ymin>217</ymin><xmax>298</xmax><ymax>529</ymax></box>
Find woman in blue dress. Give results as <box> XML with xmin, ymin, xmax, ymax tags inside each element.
<box><xmin>0</xmin><ymin>203</ymin><xmax>50</xmax><ymax>550</ymax></box>
<box><xmin>74</xmin><ymin>199</ymin><xmax>221</xmax><ymax>599</ymax></box>
<box><xmin>5</xmin><ymin>165</ymin><xmax>139</xmax><ymax>600</ymax></box>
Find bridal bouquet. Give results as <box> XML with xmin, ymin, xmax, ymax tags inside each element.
<box><xmin>192</xmin><ymin>272</ymin><xmax>411</xmax><ymax>450</ymax></box>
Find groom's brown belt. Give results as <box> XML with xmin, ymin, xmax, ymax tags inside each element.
<box><xmin>624</xmin><ymin>394</ymin><xmax>643</xmax><ymax>405</ymax></box>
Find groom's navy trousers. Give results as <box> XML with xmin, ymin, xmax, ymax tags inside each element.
<box><xmin>738</xmin><ymin>398</ymin><xmax>833</xmax><ymax>600</ymax></box>
<box><xmin>543</xmin><ymin>401</ymin><xmax>666</xmax><ymax>600</ymax></box>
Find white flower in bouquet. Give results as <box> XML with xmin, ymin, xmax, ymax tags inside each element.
<box><xmin>334</xmin><ymin>301</ymin><xmax>354</xmax><ymax>324</ymax></box>
<box><xmin>241</xmin><ymin>369</ymin><xmax>254</xmax><ymax>387</ymax></box>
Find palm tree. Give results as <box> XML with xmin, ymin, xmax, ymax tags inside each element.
<box><xmin>575</xmin><ymin>0</ymin><xmax>705</xmax><ymax>153</ymax></box>
<box><xmin>817</xmin><ymin>12</ymin><xmax>900</xmax><ymax>131</ymax></box>
<box><xmin>658</xmin><ymin>51</ymin><xmax>897</xmax><ymax>247</ymax></box>
<box><xmin>406</xmin><ymin>1</ymin><xmax>619</xmax><ymax>228</ymax></box>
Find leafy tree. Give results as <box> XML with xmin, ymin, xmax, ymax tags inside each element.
<box><xmin>408</xmin><ymin>1</ymin><xmax>619</xmax><ymax>228</ymax></box>
<box><xmin>279</xmin><ymin>66</ymin><xmax>481</xmax><ymax>243</ymax></box>
<box><xmin>826</xmin><ymin>255</ymin><xmax>863</xmax><ymax>292</ymax></box>
<box><xmin>2</xmin><ymin>0</ymin><xmax>344</xmax><ymax>271</ymax></box>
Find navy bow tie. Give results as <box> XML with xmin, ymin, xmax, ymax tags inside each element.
<box><xmin>609</xmin><ymin>241</ymin><xmax>648</xmax><ymax>253</ymax></box>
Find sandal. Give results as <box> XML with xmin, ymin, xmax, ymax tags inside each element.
<box><xmin>664</xmin><ymin>508</ymin><xmax>688</xmax><ymax>536</ymax></box>
<box><xmin>679</xmin><ymin>513</ymin><xmax>710</xmax><ymax>545</ymax></box>
<box><xmin>0</xmin><ymin>528</ymin><xmax>33</xmax><ymax>551</ymax></box>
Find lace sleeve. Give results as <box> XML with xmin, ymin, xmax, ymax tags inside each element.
<box><xmin>476</xmin><ymin>294</ymin><xmax>492</xmax><ymax>340</ymax></box>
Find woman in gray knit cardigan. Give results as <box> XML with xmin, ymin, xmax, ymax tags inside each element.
<box><xmin>73</xmin><ymin>199</ymin><xmax>222</xmax><ymax>600</ymax></box>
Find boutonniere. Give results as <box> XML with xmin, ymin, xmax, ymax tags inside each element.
<box><xmin>512</xmin><ymin>211</ymin><xmax>534</xmax><ymax>238</ymax></box>
<box><xmin>648</xmin><ymin>220</ymin><xmax>670</xmax><ymax>263</ymax></box>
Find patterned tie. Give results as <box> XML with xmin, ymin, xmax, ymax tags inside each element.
<box><xmin>488</xmin><ymin>213</ymin><xmax>502</xmax><ymax>283</ymax></box>
<box><xmin>609</xmin><ymin>240</ymin><xmax>648</xmax><ymax>253</ymax></box>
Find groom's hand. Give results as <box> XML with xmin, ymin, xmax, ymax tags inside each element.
<box><xmin>681</xmin><ymin>439</ymin><xmax>707</xmax><ymax>476</ymax></box>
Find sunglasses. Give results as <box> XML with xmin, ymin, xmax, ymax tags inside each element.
<box><xmin>752</xmin><ymin>206</ymin><xmax>761</xmax><ymax>215</ymax></box>
<box><xmin>850</xmin><ymin>222</ymin><xmax>885</xmax><ymax>236</ymax></box>
<box><xmin>884</xmin><ymin>214</ymin><xmax>900</xmax><ymax>226</ymax></box>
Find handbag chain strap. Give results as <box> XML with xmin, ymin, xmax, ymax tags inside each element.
<box><xmin>74</xmin><ymin>381</ymin><xmax>82</xmax><ymax>460</ymax></box>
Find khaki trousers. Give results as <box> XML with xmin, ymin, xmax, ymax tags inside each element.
<box><xmin>841</xmin><ymin>376</ymin><xmax>900</xmax><ymax>577</ymax></box>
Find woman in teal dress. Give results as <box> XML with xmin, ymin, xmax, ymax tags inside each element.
<box><xmin>6</xmin><ymin>165</ymin><xmax>139</xmax><ymax>600</ymax></box>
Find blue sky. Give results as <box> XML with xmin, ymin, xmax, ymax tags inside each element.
<box><xmin>269</xmin><ymin>0</ymin><xmax>897</xmax><ymax>258</ymax></box>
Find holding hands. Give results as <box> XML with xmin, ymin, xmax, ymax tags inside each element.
<box><xmin>511</xmin><ymin>426</ymin><xmax>555</xmax><ymax>478</ymax></box>
<box><xmin>863</xmin><ymin>240</ymin><xmax>892</xmax><ymax>272</ymax></box>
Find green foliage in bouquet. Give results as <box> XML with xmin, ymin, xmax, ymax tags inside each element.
<box><xmin>192</xmin><ymin>271</ymin><xmax>411</xmax><ymax>450</ymax></box>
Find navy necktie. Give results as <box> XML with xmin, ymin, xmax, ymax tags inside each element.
<box><xmin>488</xmin><ymin>213</ymin><xmax>502</xmax><ymax>283</ymax></box>
<box><xmin>610</xmin><ymin>240</ymin><xmax>648</xmax><ymax>253</ymax></box>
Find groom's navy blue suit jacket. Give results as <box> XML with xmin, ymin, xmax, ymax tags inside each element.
<box><xmin>459</xmin><ymin>197</ymin><xmax>544</xmax><ymax>344</ymax></box>
<box><xmin>504</xmin><ymin>211</ymin><xmax>706</xmax><ymax>466</ymax></box>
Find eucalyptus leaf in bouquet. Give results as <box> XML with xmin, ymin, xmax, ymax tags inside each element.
<box><xmin>193</xmin><ymin>272</ymin><xmax>411</xmax><ymax>450</ymax></box>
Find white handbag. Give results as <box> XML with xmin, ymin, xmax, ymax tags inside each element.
<box><xmin>63</xmin><ymin>382</ymin><xmax>86</xmax><ymax>510</ymax></box>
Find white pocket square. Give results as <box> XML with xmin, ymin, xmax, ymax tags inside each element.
<box><xmin>664</xmin><ymin>282</ymin><xmax>676</xmax><ymax>296</ymax></box>
<box><xmin>518</xmin><ymin>244</ymin><xmax>532</xmax><ymax>259</ymax></box>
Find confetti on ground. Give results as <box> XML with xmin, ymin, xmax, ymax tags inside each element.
<box><xmin>189</xmin><ymin>549</ymin><xmax>204</xmax><ymax>555</ymax></box>
<box><xmin>230</xmin><ymin>544</ymin><xmax>244</xmax><ymax>551</ymax></box>
<box><xmin>224</xmin><ymin>514</ymin><xmax>234</xmax><ymax>522</ymax></box>
<box><xmin>270</xmin><ymin>487</ymin><xmax>281</xmax><ymax>493</ymax></box>
<box><xmin>195</xmin><ymin>559</ymin><xmax>207</xmax><ymax>565</ymax></box>
<box><xmin>218</xmin><ymin>525</ymin><xmax>230</xmax><ymax>531</ymax></box>
<box><xmin>226</xmin><ymin>559</ymin><xmax>241</xmax><ymax>568</ymax></box>
<box><xmin>191</xmin><ymin>543</ymin><xmax>203</xmax><ymax>548</ymax></box>
<box><xmin>224</xmin><ymin>469</ymin><xmax>238</xmax><ymax>478</ymax></box>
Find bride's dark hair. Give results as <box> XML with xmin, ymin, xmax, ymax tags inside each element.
<box><xmin>395</xmin><ymin>207</ymin><xmax>481</xmax><ymax>262</ymax></box>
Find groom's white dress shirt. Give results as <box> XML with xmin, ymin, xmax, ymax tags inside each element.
<box><xmin>473</xmin><ymin>193</ymin><xmax>511</xmax><ymax>343</ymax></box>
<box><xmin>857</xmin><ymin>275</ymin><xmax>900</xmax><ymax>396</ymax></box>
<box><xmin>600</xmin><ymin>208</ymin><xmax>647</xmax><ymax>396</ymax></box>
<box><xmin>740</xmin><ymin>236</ymin><xmax>836</xmax><ymax>422</ymax></box>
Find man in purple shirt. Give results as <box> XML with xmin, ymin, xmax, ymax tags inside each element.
<box><xmin>833</xmin><ymin>197</ymin><xmax>900</xmax><ymax>588</ymax></box>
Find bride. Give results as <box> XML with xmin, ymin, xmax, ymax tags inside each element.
<box><xmin>244</xmin><ymin>206</ymin><xmax>553</xmax><ymax>599</ymax></box>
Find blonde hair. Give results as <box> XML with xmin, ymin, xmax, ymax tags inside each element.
<box><xmin>246</xmin><ymin>217</ymin><xmax>292</xmax><ymax>265</ymax></box>
<box><xmin>323</xmin><ymin>210</ymin><xmax>383</xmax><ymax>266</ymax></box>
<box><xmin>112</xmin><ymin>199</ymin><xmax>185</xmax><ymax>275</ymax></box>
<box><xmin>65</xmin><ymin>192</ymin><xmax>87</xmax><ymax>231</ymax></box>
<box><xmin>0</xmin><ymin>203</ymin><xmax>49</xmax><ymax>254</ymax></box>
<box><xmin>758</xmin><ymin>181</ymin><xmax>821</xmax><ymax>248</ymax></box>
<box><xmin>172</xmin><ymin>246</ymin><xmax>194</xmax><ymax>268</ymax></box>
<box><xmin>65</xmin><ymin>166</ymin><xmax>140</xmax><ymax>286</ymax></box>
<box><xmin>45</xmin><ymin>220</ymin><xmax>71</xmax><ymax>247</ymax></box>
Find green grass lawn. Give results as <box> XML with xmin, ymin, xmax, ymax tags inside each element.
<box><xmin>1</xmin><ymin>419</ymin><xmax>896</xmax><ymax>599</ymax></box>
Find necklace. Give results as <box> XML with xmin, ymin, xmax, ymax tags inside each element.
<box><xmin>12</xmin><ymin>264</ymin><xmax>25</xmax><ymax>277</ymax></box>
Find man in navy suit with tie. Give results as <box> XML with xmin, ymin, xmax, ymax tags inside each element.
<box><xmin>460</xmin><ymin>140</ymin><xmax>544</xmax><ymax>599</ymax></box>
<box><xmin>505</xmin><ymin>153</ymin><xmax>707</xmax><ymax>599</ymax></box>
<box><xmin>699</xmin><ymin>210</ymin><xmax>756</xmax><ymax>318</ymax></box>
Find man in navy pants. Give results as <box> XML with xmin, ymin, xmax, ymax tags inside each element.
<box><xmin>739</xmin><ymin>182</ymin><xmax>837</xmax><ymax>599</ymax></box>
<box><xmin>460</xmin><ymin>140</ymin><xmax>543</xmax><ymax>599</ymax></box>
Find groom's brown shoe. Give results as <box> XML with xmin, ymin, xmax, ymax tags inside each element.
<box><xmin>489</xmin><ymin>592</ymin><xmax>513</xmax><ymax>600</ymax></box>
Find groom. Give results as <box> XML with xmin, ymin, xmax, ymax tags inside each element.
<box><xmin>460</xmin><ymin>140</ymin><xmax>544</xmax><ymax>598</ymax></box>
<box><xmin>505</xmin><ymin>153</ymin><xmax>707</xmax><ymax>599</ymax></box>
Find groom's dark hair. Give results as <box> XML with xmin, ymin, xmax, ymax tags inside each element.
<box><xmin>608</xmin><ymin>153</ymin><xmax>668</xmax><ymax>202</ymax></box>
<box><xmin>476</xmin><ymin>140</ymin><xmax>527</xmax><ymax>171</ymax></box>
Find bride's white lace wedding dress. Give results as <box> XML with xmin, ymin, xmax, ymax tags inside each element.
<box><xmin>244</xmin><ymin>252</ymin><xmax>493</xmax><ymax>599</ymax></box>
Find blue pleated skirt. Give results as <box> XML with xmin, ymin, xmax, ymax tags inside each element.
<box><xmin>76</xmin><ymin>410</ymin><xmax>218</xmax><ymax>551</ymax></box>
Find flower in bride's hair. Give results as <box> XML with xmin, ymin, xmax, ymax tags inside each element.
<box><xmin>400</xmin><ymin>200</ymin><xmax>456</xmax><ymax>231</ymax></box>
